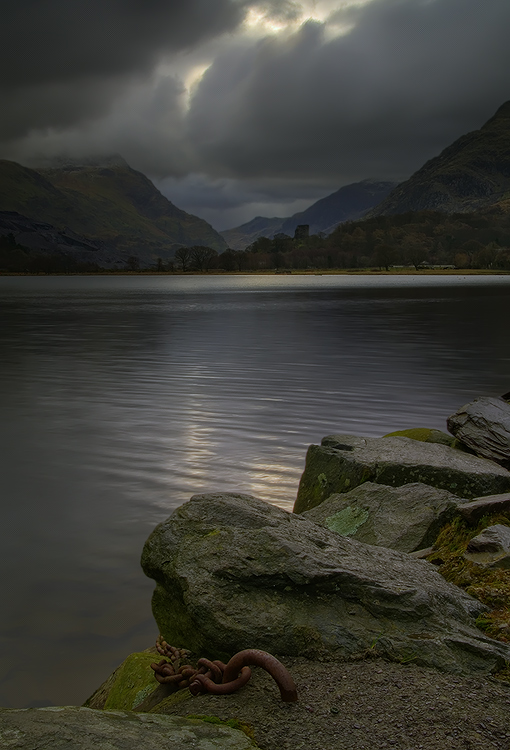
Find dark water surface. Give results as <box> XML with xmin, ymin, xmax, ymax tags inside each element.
<box><xmin>1</xmin><ymin>274</ymin><xmax>509</xmax><ymax>708</ymax></box>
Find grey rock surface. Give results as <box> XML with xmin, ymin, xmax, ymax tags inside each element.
<box><xmin>302</xmin><ymin>482</ymin><xmax>460</xmax><ymax>552</ymax></box>
<box><xmin>141</xmin><ymin>492</ymin><xmax>510</xmax><ymax>676</ymax></box>
<box><xmin>0</xmin><ymin>706</ymin><xmax>257</xmax><ymax>749</ymax></box>
<box><xmin>456</xmin><ymin>492</ymin><xmax>510</xmax><ymax>525</ymax></box>
<box><xmin>464</xmin><ymin>524</ymin><xmax>510</xmax><ymax>569</ymax></box>
<box><xmin>447</xmin><ymin>396</ymin><xmax>510</xmax><ymax>468</ymax></box>
<box><xmin>293</xmin><ymin>434</ymin><xmax>510</xmax><ymax>514</ymax></box>
<box><xmin>149</xmin><ymin>657</ymin><xmax>510</xmax><ymax>750</ymax></box>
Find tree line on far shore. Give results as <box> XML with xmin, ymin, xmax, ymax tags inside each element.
<box><xmin>219</xmin><ymin>210</ymin><xmax>510</xmax><ymax>272</ymax></box>
<box><xmin>2</xmin><ymin>208</ymin><xmax>510</xmax><ymax>273</ymax></box>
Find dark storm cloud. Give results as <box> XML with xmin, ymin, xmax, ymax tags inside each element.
<box><xmin>0</xmin><ymin>0</ymin><xmax>246</xmax><ymax>87</ymax></box>
<box><xmin>0</xmin><ymin>0</ymin><xmax>249</xmax><ymax>139</ymax></box>
<box><xmin>2</xmin><ymin>0</ymin><xmax>510</xmax><ymax>228</ymax></box>
<box><xmin>187</xmin><ymin>0</ymin><xmax>510</xmax><ymax>183</ymax></box>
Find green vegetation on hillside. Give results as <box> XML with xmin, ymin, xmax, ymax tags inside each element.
<box><xmin>0</xmin><ymin>159</ymin><xmax>226</xmax><ymax>266</ymax></box>
<box><xmin>371</xmin><ymin>100</ymin><xmax>510</xmax><ymax>216</ymax></box>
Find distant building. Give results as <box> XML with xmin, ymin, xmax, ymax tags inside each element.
<box><xmin>294</xmin><ymin>225</ymin><xmax>309</xmax><ymax>240</ymax></box>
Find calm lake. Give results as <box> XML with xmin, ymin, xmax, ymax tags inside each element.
<box><xmin>1</xmin><ymin>273</ymin><xmax>509</xmax><ymax>708</ymax></box>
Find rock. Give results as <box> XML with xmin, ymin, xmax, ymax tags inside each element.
<box><xmin>409</xmin><ymin>546</ymin><xmax>436</xmax><ymax>559</ymax></box>
<box><xmin>84</xmin><ymin>651</ymin><xmax>159</xmax><ymax>711</ymax></box>
<box><xmin>0</xmin><ymin>706</ymin><xmax>257</xmax><ymax>749</ymax></box>
<box><xmin>294</xmin><ymin>434</ymin><xmax>510</xmax><ymax>514</ymax></box>
<box><xmin>301</xmin><ymin>482</ymin><xmax>460</xmax><ymax>552</ymax></box>
<box><xmin>447</xmin><ymin>396</ymin><xmax>510</xmax><ymax>468</ymax></box>
<box><xmin>456</xmin><ymin>492</ymin><xmax>510</xmax><ymax>525</ymax></box>
<box><xmin>141</xmin><ymin>492</ymin><xmax>510</xmax><ymax>676</ymax></box>
<box><xmin>464</xmin><ymin>524</ymin><xmax>510</xmax><ymax>568</ymax></box>
<box><xmin>383</xmin><ymin>428</ymin><xmax>455</xmax><ymax>447</ymax></box>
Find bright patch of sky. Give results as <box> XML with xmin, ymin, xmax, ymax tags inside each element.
<box><xmin>166</xmin><ymin>0</ymin><xmax>375</xmax><ymax>110</ymax></box>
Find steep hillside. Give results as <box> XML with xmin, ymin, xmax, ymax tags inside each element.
<box><xmin>0</xmin><ymin>210</ymin><xmax>121</xmax><ymax>270</ymax></box>
<box><xmin>279</xmin><ymin>179</ymin><xmax>397</xmax><ymax>236</ymax></box>
<box><xmin>221</xmin><ymin>180</ymin><xmax>396</xmax><ymax>250</ymax></box>
<box><xmin>220</xmin><ymin>215</ymin><xmax>286</xmax><ymax>251</ymax></box>
<box><xmin>0</xmin><ymin>156</ymin><xmax>226</xmax><ymax>266</ymax></box>
<box><xmin>370</xmin><ymin>101</ymin><xmax>510</xmax><ymax>216</ymax></box>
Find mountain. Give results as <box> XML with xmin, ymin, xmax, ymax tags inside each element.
<box><xmin>0</xmin><ymin>156</ymin><xmax>226</xmax><ymax>266</ymax></box>
<box><xmin>219</xmin><ymin>215</ymin><xmax>286</xmax><ymax>252</ymax></box>
<box><xmin>0</xmin><ymin>210</ymin><xmax>123</xmax><ymax>270</ymax></box>
<box><xmin>220</xmin><ymin>179</ymin><xmax>397</xmax><ymax>250</ymax></box>
<box><xmin>279</xmin><ymin>179</ymin><xmax>398</xmax><ymax>236</ymax></box>
<box><xmin>370</xmin><ymin>101</ymin><xmax>510</xmax><ymax>217</ymax></box>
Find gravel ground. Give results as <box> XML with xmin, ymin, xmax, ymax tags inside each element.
<box><xmin>153</xmin><ymin>657</ymin><xmax>510</xmax><ymax>750</ymax></box>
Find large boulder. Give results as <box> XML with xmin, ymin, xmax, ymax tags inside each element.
<box><xmin>0</xmin><ymin>707</ymin><xmax>257</xmax><ymax>749</ymax></box>
<box><xmin>141</xmin><ymin>492</ymin><xmax>510</xmax><ymax>676</ymax></box>
<box><xmin>447</xmin><ymin>396</ymin><xmax>510</xmax><ymax>468</ymax></box>
<box><xmin>301</xmin><ymin>482</ymin><xmax>460</xmax><ymax>552</ymax></box>
<box><xmin>293</xmin><ymin>434</ymin><xmax>510</xmax><ymax>514</ymax></box>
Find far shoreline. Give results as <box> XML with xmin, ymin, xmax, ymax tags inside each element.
<box><xmin>1</xmin><ymin>268</ymin><xmax>510</xmax><ymax>277</ymax></box>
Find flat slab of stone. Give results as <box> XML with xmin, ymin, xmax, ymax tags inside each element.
<box><xmin>0</xmin><ymin>706</ymin><xmax>257</xmax><ymax>749</ymax></box>
<box><xmin>141</xmin><ymin>492</ymin><xmax>510</xmax><ymax>676</ymax></box>
<box><xmin>464</xmin><ymin>524</ymin><xmax>510</xmax><ymax>569</ymax></box>
<box><xmin>457</xmin><ymin>492</ymin><xmax>510</xmax><ymax>525</ymax></box>
<box><xmin>294</xmin><ymin>434</ymin><xmax>510</xmax><ymax>514</ymax></box>
<box><xmin>447</xmin><ymin>396</ymin><xmax>510</xmax><ymax>468</ymax></box>
<box><xmin>302</xmin><ymin>482</ymin><xmax>460</xmax><ymax>552</ymax></box>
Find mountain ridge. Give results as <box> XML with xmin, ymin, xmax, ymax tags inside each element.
<box><xmin>369</xmin><ymin>101</ymin><xmax>510</xmax><ymax>217</ymax></box>
<box><xmin>0</xmin><ymin>157</ymin><xmax>227</xmax><ymax>266</ymax></box>
<box><xmin>220</xmin><ymin>179</ymin><xmax>397</xmax><ymax>250</ymax></box>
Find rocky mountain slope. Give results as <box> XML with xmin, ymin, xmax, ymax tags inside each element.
<box><xmin>0</xmin><ymin>210</ymin><xmax>121</xmax><ymax>269</ymax></box>
<box><xmin>370</xmin><ymin>101</ymin><xmax>510</xmax><ymax>216</ymax></box>
<box><xmin>0</xmin><ymin>156</ymin><xmax>226</xmax><ymax>266</ymax></box>
<box><xmin>221</xmin><ymin>180</ymin><xmax>396</xmax><ymax>250</ymax></box>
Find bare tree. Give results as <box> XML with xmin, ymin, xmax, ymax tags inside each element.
<box><xmin>175</xmin><ymin>246</ymin><xmax>191</xmax><ymax>271</ymax></box>
<box><xmin>191</xmin><ymin>245</ymin><xmax>218</xmax><ymax>271</ymax></box>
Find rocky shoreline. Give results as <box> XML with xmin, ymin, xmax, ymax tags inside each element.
<box><xmin>2</xmin><ymin>395</ymin><xmax>510</xmax><ymax>749</ymax></box>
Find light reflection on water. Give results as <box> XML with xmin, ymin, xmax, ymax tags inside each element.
<box><xmin>0</xmin><ymin>273</ymin><xmax>509</xmax><ymax>708</ymax></box>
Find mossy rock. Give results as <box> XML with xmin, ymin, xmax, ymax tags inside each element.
<box><xmin>186</xmin><ymin>715</ymin><xmax>255</xmax><ymax>740</ymax></box>
<box><xmin>383</xmin><ymin>428</ymin><xmax>455</xmax><ymax>447</ymax></box>
<box><xmin>295</xmin><ymin>435</ymin><xmax>510</xmax><ymax>514</ymax></box>
<box><xmin>428</xmin><ymin>513</ymin><xmax>510</xmax><ymax>647</ymax></box>
<box><xmin>85</xmin><ymin>652</ymin><xmax>160</xmax><ymax>711</ymax></box>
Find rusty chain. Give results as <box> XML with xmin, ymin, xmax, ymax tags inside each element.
<box><xmin>150</xmin><ymin>636</ymin><xmax>298</xmax><ymax>702</ymax></box>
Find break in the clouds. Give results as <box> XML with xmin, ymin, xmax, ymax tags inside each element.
<box><xmin>2</xmin><ymin>0</ymin><xmax>510</xmax><ymax>228</ymax></box>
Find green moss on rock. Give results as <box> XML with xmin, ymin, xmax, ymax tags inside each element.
<box><xmin>151</xmin><ymin>585</ymin><xmax>209</xmax><ymax>655</ymax></box>
<box><xmin>186</xmin><ymin>715</ymin><xmax>255</xmax><ymax>740</ymax></box>
<box><xmin>383</xmin><ymin>428</ymin><xmax>455</xmax><ymax>447</ymax></box>
<box><xmin>150</xmin><ymin>688</ymin><xmax>195</xmax><ymax>713</ymax></box>
<box><xmin>428</xmin><ymin>513</ymin><xmax>510</xmax><ymax>650</ymax></box>
<box><xmin>101</xmin><ymin>652</ymin><xmax>159</xmax><ymax>711</ymax></box>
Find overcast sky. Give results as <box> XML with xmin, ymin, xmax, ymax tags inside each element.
<box><xmin>1</xmin><ymin>0</ymin><xmax>509</xmax><ymax>229</ymax></box>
